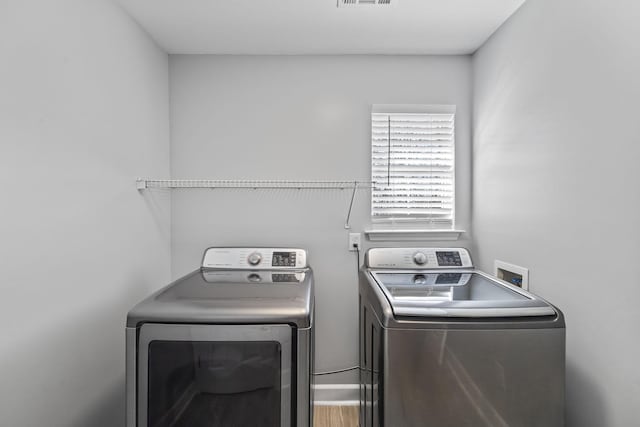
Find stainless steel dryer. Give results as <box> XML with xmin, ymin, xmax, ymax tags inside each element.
<box><xmin>359</xmin><ymin>247</ymin><xmax>565</xmax><ymax>427</ymax></box>
<box><xmin>126</xmin><ymin>247</ymin><xmax>314</xmax><ymax>427</ymax></box>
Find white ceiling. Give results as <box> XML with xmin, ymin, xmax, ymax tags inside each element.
<box><xmin>117</xmin><ymin>0</ymin><xmax>525</xmax><ymax>55</ymax></box>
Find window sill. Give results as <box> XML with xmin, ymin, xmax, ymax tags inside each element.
<box><xmin>364</xmin><ymin>229</ymin><xmax>465</xmax><ymax>241</ymax></box>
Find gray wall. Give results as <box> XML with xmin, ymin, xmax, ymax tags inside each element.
<box><xmin>169</xmin><ymin>55</ymin><xmax>472</xmax><ymax>382</ymax></box>
<box><xmin>0</xmin><ymin>1</ymin><xmax>171</xmax><ymax>426</ymax></box>
<box><xmin>472</xmin><ymin>1</ymin><xmax>640</xmax><ymax>426</ymax></box>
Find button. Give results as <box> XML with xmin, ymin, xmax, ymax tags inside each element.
<box><xmin>413</xmin><ymin>252</ymin><xmax>428</xmax><ymax>265</ymax></box>
<box><xmin>247</xmin><ymin>252</ymin><xmax>262</xmax><ymax>266</ymax></box>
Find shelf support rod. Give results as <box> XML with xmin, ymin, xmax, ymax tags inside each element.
<box><xmin>344</xmin><ymin>181</ymin><xmax>358</xmax><ymax>230</ymax></box>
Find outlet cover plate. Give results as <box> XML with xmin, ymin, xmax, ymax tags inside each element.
<box><xmin>349</xmin><ymin>233</ymin><xmax>361</xmax><ymax>251</ymax></box>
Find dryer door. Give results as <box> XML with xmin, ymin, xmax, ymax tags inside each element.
<box><xmin>138</xmin><ymin>323</ymin><xmax>292</xmax><ymax>427</ymax></box>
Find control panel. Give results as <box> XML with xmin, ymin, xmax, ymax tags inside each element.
<box><xmin>201</xmin><ymin>248</ymin><xmax>307</xmax><ymax>269</ymax></box>
<box><xmin>366</xmin><ymin>247</ymin><xmax>473</xmax><ymax>269</ymax></box>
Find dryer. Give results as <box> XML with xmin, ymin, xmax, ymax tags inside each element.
<box><xmin>359</xmin><ymin>247</ymin><xmax>565</xmax><ymax>427</ymax></box>
<box><xmin>126</xmin><ymin>247</ymin><xmax>314</xmax><ymax>427</ymax></box>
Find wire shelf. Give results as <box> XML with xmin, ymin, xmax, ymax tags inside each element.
<box><xmin>136</xmin><ymin>178</ymin><xmax>373</xmax><ymax>229</ymax></box>
<box><xmin>137</xmin><ymin>178</ymin><xmax>375</xmax><ymax>190</ymax></box>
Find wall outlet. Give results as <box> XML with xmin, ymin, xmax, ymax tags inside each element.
<box><xmin>348</xmin><ymin>233</ymin><xmax>361</xmax><ymax>251</ymax></box>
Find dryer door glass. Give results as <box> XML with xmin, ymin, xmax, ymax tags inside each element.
<box><xmin>137</xmin><ymin>324</ymin><xmax>292</xmax><ymax>427</ymax></box>
<box><xmin>147</xmin><ymin>341</ymin><xmax>281</xmax><ymax>427</ymax></box>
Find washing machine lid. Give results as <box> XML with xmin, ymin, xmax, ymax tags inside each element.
<box><xmin>127</xmin><ymin>248</ymin><xmax>314</xmax><ymax>328</ymax></box>
<box><xmin>127</xmin><ymin>268</ymin><xmax>314</xmax><ymax>327</ymax></box>
<box><xmin>370</xmin><ymin>270</ymin><xmax>557</xmax><ymax>318</ymax></box>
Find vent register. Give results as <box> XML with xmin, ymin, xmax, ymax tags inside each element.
<box><xmin>338</xmin><ymin>0</ymin><xmax>391</xmax><ymax>6</ymax></box>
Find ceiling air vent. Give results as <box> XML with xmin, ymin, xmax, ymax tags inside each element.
<box><xmin>338</xmin><ymin>0</ymin><xmax>392</xmax><ymax>7</ymax></box>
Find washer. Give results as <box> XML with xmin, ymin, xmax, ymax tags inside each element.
<box><xmin>359</xmin><ymin>247</ymin><xmax>565</xmax><ymax>427</ymax></box>
<box><xmin>126</xmin><ymin>247</ymin><xmax>314</xmax><ymax>427</ymax></box>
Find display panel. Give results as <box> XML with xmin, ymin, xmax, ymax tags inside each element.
<box><xmin>272</xmin><ymin>252</ymin><xmax>297</xmax><ymax>267</ymax></box>
<box><xmin>436</xmin><ymin>251</ymin><xmax>462</xmax><ymax>266</ymax></box>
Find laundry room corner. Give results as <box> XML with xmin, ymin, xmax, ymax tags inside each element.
<box><xmin>0</xmin><ymin>1</ymin><xmax>171</xmax><ymax>426</ymax></box>
<box><xmin>472</xmin><ymin>0</ymin><xmax>640</xmax><ymax>425</ymax></box>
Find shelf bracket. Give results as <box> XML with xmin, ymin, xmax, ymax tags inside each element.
<box><xmin>136</xmin><ymin>178</ymin><xmax>147</xmax><ymax>191</ymax></box>
<box><xmin>344</xmin><ymin>181</ymin><xmax>358</xmax><ymax>230</ymax></box>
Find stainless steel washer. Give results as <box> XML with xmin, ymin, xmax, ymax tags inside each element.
<box><xmin>126</xmin><ymin>247</ymin><xmax>314</xmax><ymax>427</ymax></box>
<box><xmin>359</xmin><ymin>247</ymin><xmax>565</xmax><ymax>427</ymax></box>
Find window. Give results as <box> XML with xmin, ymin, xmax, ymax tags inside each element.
<box><xmin>371</xmin><ymin>105</ymin><xmax>455</xmax><ymax>229</ymax></box>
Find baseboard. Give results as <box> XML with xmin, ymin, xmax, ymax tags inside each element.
<box><xmin>313</xmin><ymin>384</ymin><xmax>359</xmax><ymax>406</ymax></box>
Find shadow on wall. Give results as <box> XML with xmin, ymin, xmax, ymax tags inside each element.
<box><xmin>72</xmin><ymin>375</ymin><xmax>125</xmax><ymax>427</ymax></box>
<box><xmin>66</xmin><ymin>281</ymin><xmax>156</xmax><ymax>427</ymax></box>
<box><xmin>566</xmin><ymin>361</ymin><xmax>606</xmax><ymax>427</ymax></box>
<box><xmin>0</xmin><ymin>278</ymin><xmax>159</xmax><ymax>427</ymax></box>
<box><xmin>141</xmin><ymin>188</ymin><xmax>172</xmax><ymax>244</ymax></box>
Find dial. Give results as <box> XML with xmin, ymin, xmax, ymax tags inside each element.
<box><xmin>247</xmin><ymin>252</ymin><xmax>262</xmax><ymax>266</ymax></box>
<box><xmin>413</xmin><ymin>252</ymin><xmax>428</xmax><ymax>265</ymax></box>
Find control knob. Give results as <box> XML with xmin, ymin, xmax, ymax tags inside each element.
<box><xmin>413</xmin><ymin>252</ymin><xmax>428</xmax><ymax>265</ymax></box>
<box><xmin>247</xmin><ymin>252</ymin><xmax>262</xmax><ymax>266</ymax></box>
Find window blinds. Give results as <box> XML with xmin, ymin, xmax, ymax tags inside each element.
<box><xmin>371</xmin><ymin>109</ymin><xmax>455</xmax><ymax>227</ymax></box>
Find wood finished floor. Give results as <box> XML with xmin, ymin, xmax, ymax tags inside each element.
<box><xmin>313</xmin><ymin>405</ymin><xmax>359</xmax><ymax>427</ymax></box>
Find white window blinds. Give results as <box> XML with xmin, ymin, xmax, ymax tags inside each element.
<box><xmin>371</xmin><ymin>106</ymin><xmax>455</xmax><ymax>228</ymax></box>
